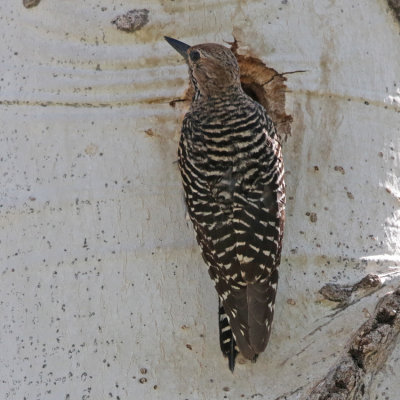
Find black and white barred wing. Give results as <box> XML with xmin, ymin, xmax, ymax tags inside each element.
<box><xmin>178</xmin><ymin>113</ymin><xmax>285</xmax><ymax>362</ymax></box>
<box><xmin>183</xmin><ymin>166</ymin><xmax>284</xmax><ymax>361</ymax></box>
<box><xmin>230</xmin><ymin>126</ymin><xmax>285</xmax><ymax>354</ymax></box>
<box><xmin>226</xmin><ymin>173</ymin><xmax>284</xmax><ymax>358</ymax></box>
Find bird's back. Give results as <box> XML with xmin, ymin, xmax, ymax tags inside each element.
<box><xmin>178</xmin><ymin>90</ymin><xmax>285</xmax><ymax>367</ymax></box>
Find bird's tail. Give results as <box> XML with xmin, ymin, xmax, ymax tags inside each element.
<box><xmin>218</xmin><ymin>301</ymin><xmax>238</xmax><ymax>372</ymax></box>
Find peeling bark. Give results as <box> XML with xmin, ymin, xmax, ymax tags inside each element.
<box><xmin>306</xmin><ymin>287</ymin><xmax>400</xmax><ymax>400</ymax></box>
<box><xmin>319</xmin><ymin>274</ymin><xmax>382</xmax><ymax>307</ymax></box>
<box><xmin>111</xmin><ymin>9</ymin><xmax>149</xmax><ymax>33</ymax></box>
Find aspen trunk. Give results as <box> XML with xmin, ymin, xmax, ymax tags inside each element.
<box><xmin>1</xmin><ymin>1</ymin><xmax>399</xmax><ymax>399</ymax></box>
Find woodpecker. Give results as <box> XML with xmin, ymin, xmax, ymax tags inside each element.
<box><xmin>165</xmin><ymin>36</ymin><xmax>285</xmax><ymax>371</ymax></box>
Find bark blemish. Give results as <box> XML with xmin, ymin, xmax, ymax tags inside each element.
<box><xmin>112</xmin><ymin>9</ymin><xmax>149</xmax><ymax>33</ymax></box>
<box><xmin>307</xmin><ymin>288</ymin><xmax>400</xmax><ymax>400</ymax></box>
<box><xmin>387</xmin><ymin>0</ymin><xmax>400</xmax><ymax>23</ymax></box>
<box><xmin>23</xmin><ymin>0</ymin><xmax>40</xmax><ymax>8</ymax></box>
<box><xmin>319</xmin><ymin>274</ymin><xmax>382</xmax><ymax>307</ymax></box>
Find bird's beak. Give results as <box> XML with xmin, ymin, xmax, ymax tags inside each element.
<box><xmin>164</xmin><ymin>36</ymin><xmax>190</xmax><ymax>61</ymax></box>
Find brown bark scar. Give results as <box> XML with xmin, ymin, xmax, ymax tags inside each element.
<box><xmin>306</xmin><ymin>287</ymin><xmax>400</xmax><ymax>400</ymax></box>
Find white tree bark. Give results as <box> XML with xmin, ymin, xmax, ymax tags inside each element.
<box><xmin>1</xmin><ymin>1</ymin><xmax>399</xmax><ymax>399</ymax></box>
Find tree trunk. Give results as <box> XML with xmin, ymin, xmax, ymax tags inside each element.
<box><xmin>1</xmin><ymin>1</ymin><xmax>399</xmax><ymax>399</ymax></box>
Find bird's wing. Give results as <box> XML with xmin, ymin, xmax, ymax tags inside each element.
<box><xmin>226</xmin><ymin>118</ymin><xmax>285</xmax><ymax>356</ymax></box>
<box><xmin>179</xmin><ymin>111</ymin><xmax>285</xmax><ymax>359</ymax></box>
<box><xmin>228</xmin><ymin>174</ymin><xmax>284</xmax><ymax>357</ymax></box>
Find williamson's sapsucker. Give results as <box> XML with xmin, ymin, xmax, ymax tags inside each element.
<box><xmin>165</xmin><ymin>36</ymin><xmax>286</xmax><ymax>371</ymax></box>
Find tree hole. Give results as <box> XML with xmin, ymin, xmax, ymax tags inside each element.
<box><xmin>231</xmin><ymin>39</ymin><xmax>292</xmax><ymax>142</ymax></box>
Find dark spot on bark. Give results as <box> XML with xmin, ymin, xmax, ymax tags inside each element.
<box><xmin>387</xmin><ymin>0</ymin><xmax>400</xmax><ymax>23</ymax></box>
<box><xmin>376</xmin><ymin>307</ymin><xmax>397</xmax><ymax>325</ymax></box>
<box><xmin>111</xmin><ymin>9</ymin><xmax>149</xmax><ymax>33</ymax></box>
<box><xmin>349</xmin><ymin>347</ymin><xmax>364</xmax><ymax>369</ymax></box>
<box><xmin>334</xmin><ymin>165</ymin><xmax>345</xmax><ymax>174</ymax></box>
<box><xmin>23</xmin><ymin>0</ymin><xmax>40</xmax><ymax>8</ymax></box>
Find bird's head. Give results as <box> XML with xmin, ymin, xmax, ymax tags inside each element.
<box><xmin>165</xmin><ymin>36</ymin><xmax>242</xmax><ymax>98</ymax></box>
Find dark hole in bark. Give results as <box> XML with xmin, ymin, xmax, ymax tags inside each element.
<box><xmin>335</xmin><ymin>379</ymin><xmax>347</xmax><ymax>390</ymax></box>
<box><xmin>376</xmin><ymin>307</ymin><xmax>396</xmax><ymax>325</ymax></box>
<box><xmin>349</xmin><ymin>348</ymin><xmax>364</xmax><ymax>369</ymax></box>
<box><xmin>241</xmin><ymin>83</ymin><xmax>264</xmax><ymax>105</ymax></box>
<box><xmin>231</xmin><ymin>40</ymin><xmax>292</xmax><ymax>141</ymax></box>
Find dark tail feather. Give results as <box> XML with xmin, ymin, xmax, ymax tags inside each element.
<box><xmin>218</xmin><ymin>301</ymin><xmax>238</xmax><ymax>372</ymax></box>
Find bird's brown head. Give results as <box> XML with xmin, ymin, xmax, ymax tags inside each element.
<box><xmin>165</xmin><ymin>36</ymin><xmax>241</xmax><ymax>98</ymax></box>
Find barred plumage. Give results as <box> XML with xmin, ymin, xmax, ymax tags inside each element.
<box><xmin>165</xmin><ymin>37</ymin><xmax>285</xmax><ymax>371</ymax></box>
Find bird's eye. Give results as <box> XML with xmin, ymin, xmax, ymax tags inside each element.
<box><xmin>190</xmin><ymin>50</ymin><xmax>200</xmax><ymax>62</ymax></box>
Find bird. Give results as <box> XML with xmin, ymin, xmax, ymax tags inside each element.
<box><xmin>165</xmin><ymin>36</ymin><xmax>286</xmax><ymax>371</ymax></box>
